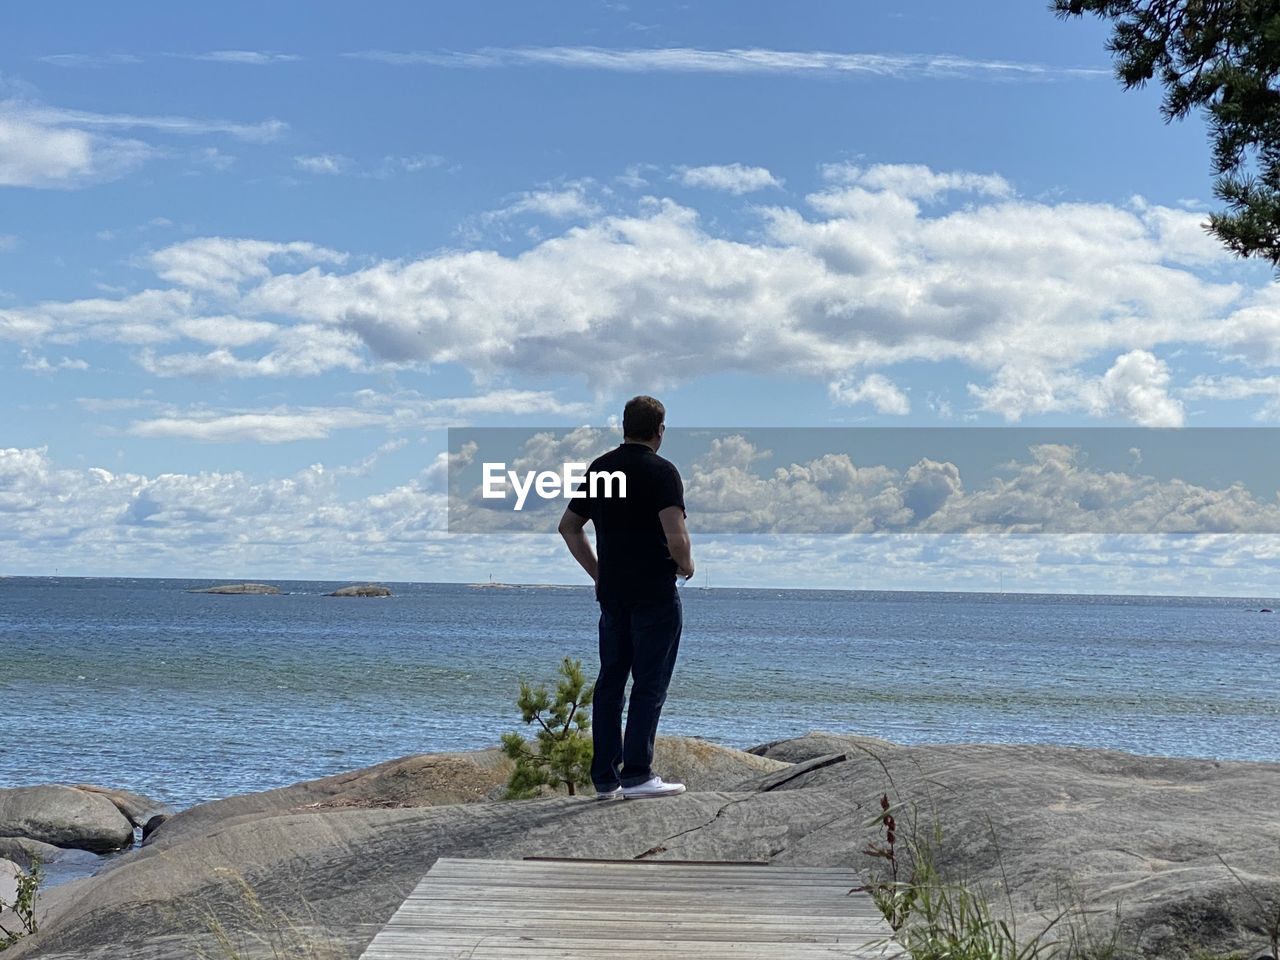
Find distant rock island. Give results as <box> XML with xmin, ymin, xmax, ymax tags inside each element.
<box><xmin>327</xmin><ymin>584</ymin><xmax>392</xmax><ymax>598</ymax></box>
<box><xmin>186</xmin><ymin>583</ymin><xmax>280</xmax><ymax>595</ymax></box>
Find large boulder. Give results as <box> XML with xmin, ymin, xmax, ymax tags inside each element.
<box><xmin>69</xmin><ymin>786</ymin><xmax>171</xmax><ymax>830</ymax></box>
<box><xmin>0</xmin><ymin>787</ymin><xmax>134</xmax><ymax>854</ymax></box>
<box><xmin>11</xmin><ymin>739</ymin><xmax>1280</xmax><ymax>960</ymax></box>
<box><xmin>145</xmin><ymin>747</ymin><xmax>516</xmax><ymax>848</ymax></box>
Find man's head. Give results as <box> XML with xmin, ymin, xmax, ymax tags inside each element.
<box><xmin>623</xmin><ymin>395</ymin><xmax>665</xmax><ymax>449</ymax></box>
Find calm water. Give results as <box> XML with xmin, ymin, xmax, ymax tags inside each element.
<box><xmin>2</xmin><ymin>577</ymin><xmax>1278</xmax><ymax>811</ymax></box>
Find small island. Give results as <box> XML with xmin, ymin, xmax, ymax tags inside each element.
<box><xmin>327</xmin><ymin>584</ymin><xmax>392</xmax><ymax>598</ymax></box>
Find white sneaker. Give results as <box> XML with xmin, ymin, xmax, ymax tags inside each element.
<box><xmin>622</xmin><ymin>776</ymin><xmax>686</xmax><ymax>799</ymax></box>
<box><xmin>595</xmin><ymin>786</ymin><xmax>624</xmax><ymax>801</ymax></box>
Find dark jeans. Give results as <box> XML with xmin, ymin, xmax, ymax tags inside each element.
<box><xmin>590</xmin><ymin>589</ymin><xmax>683</xmax><ymax>790</ymax></box>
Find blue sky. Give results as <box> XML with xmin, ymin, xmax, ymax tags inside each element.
<box><xmin>5</xmin><ymin>1</ymin><xmax>1280</xmax><ymax>592</ymax></box>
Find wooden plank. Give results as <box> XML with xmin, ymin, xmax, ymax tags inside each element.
<box><xmin>396</xmin><ymin>902</ymin><xmax>884</xmax><ymax>921</ymax></box>
<box><xmin>522</xmin><ymin>855</ymin><xmax>771</xmax><ymax>866</ymax></box>
<box><xmin>362</xmin><ymin>935</ymin><xmax>903</xmax><ymax>959</ymax></box>
<box><xmin>376</xmin><ymin>909</ymin><xmax>886</xmax><ymax>928</ymax></box>
<box><xmin>358</xmin><ymin>857</ymin><xmax>902</xmax><ymax>960</ymax></box>
<box><xmin>371</xmin><ymin>925</ymin><xmax>890</xmax><ymax>944</ymax></box>
<box><xmin>409</xmin><ymin>885</ymin><xmax>870</xmax><ymax>906</ymax></box>
<box><xmin>389</xmin><ymin>902</ymin><xmax>885</xmax><ymax>921</ymax></box>
<box><xmin>432</xmin><ymin>865</ymin><xmax>860</xmax><ymax>880</ymax></box>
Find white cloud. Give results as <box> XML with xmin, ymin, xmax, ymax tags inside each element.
<box><xmin>0</xmin><ymin>445</ymin><xmax>450</xmax><ymax>574</ymax></box>
<box><xmin>293</xmin><ymin>153</ymin><xmax>445</xmax><ymax>178</ymax></box>
<box><xmin>124</xmin><ymin>389</ymin><xmax>590</xmax><ymax>442</ymax></box>
<box><xmin>18</xmin><ymin>103</ymin><xmax>286</xmax><ymax>142</ymax></box>
<box><xmin>0</xmin><ymin>91</ymin><xmax>285</xmax><ymax>188</ymax></box>
<box><xmin>384</xmin><ymin>154</ymin><xmax>444</xmax><ymax>175</ymax></box>
<box><xmin>424</xmin><ymin>389</ymin><xmax>590</xmax><ymax>417</ymax></box>
<box><xmin>129</xmin><ymin>408</ymin><xmax>386</xmax><ymax>443</ymax></box>
<box><xmin>346</xmin><ymin>47</ymin><xmax>1107</xmax><ymax>81</ymax></box>
<box><xmin>0</xmin><ymin>289</ymin><xmax>194</xmax><ymax>343</ymax></box>
<box><xmin>485</xmin><ymin>183</ymin><xmax>601</xmax><ymax>221</ymax></box>
<box><xmin>829</xmin><ymin>373</ymin><xmax>911</xmax><ymax>414</ymax></box>
<box><xmin>821</xmin><ymin>162</ymin><xmax>1013</xmax><ymax>201</ymax></box>
<box><xmin>0</xmin><ymin>111</ymin><xmax>151</xmax><ymax>187</ymax></box>
<box><xmin>9</xmin><ymin>443</ymin><xmax>1280</xmax><ymax>590</ymax></box>
<box><xmin>173</xmin><ymin>51</ymin><xmax>301</xmax><ymax>65</ymax></box>
<box><xmin>677</xmin><ymin>163</ymin><xmax>782</xmax><ymax>194</ymax></box>
<box><xmin>0</xmin><ymin>234</ymin><xmax>16</xmax><ymax>251</ymax></box>
<box><xmin>1085</xmin><ymin>349</ymin><xmax>1184</xmax><ymax>427</ymax></box>
<box><xmin>1</xmin><ymin>162</ymin><xmax>1270</xmax><ymax>422</ymax></box>
<box><xmin>38</xmin><ymin>54</ymin><xmax>143</xmax><ymax>68</ymax></box>
<box><xmin>1130</xmin><ymin>196</ymin><xmax>1222</xmax><ymax>267</ymax></box>
<box><xmin>194</xmin><ymin>146</ymin><xmax>236</xmax><ymax>171</ymax></box>
<box><xmin>39</xmin><ymin>51</ymin><xmax>299</xmax><ymax>67</ymax></box>
<box><xmin>970</xmin><ymin>351</ymin><xmax>1184</xmax><ymax>426</ymax></box>
<box><xmin>171</xmin><ymin>316</ymin><xmax>279</xmax><ymax>347</ymax></box>
<box><xmin>135</xmin><ymin>327</ymin><xmax>367</xmax><ymax>378</ymax></box>
<box><xmin>1182</xmin><ymin>373</ymin><xmax>1280</xmax><ymax>420</ymax></box>
<box><xmin>148</xmin><ymin>237</ymin><xmax>347</xmax><ymax>295</ymax></box>
<box><xmin>294</xmin><ymin>154</ymin><xmax>354</xmax><ymax>175</ymax></box>
<box><xmin>20</xmin><ymin>352</ymin><xmax>89</xmax><ymax>373</ymax></box>
<box><xmin>1183</xmin><ymin>374</ymin><xmax>1280</xmax><ymax>401</ymax></box>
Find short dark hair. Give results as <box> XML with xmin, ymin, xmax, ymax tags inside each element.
<box><xmin>623</xmin><ymin>395</ymin><xmax>665</xmax><ymax>440</ymax></box>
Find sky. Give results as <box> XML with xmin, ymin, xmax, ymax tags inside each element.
<box><xmin>5</xmin><ymin>0</ymin><xmax>1280</xmax><ymax>594</ymax></box>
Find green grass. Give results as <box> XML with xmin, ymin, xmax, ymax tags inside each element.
<box><xmin>186</xmin><ymin>870</ymin><xmax>345</xmax><ymax>960</ymax></box>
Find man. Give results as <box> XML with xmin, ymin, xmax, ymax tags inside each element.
<box><xmin>558</xmin><ymin>395</ymin><xmax>694</xmax><ymax>800</ymax></box>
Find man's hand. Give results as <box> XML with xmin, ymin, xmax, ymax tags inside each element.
<box><xmin>659</xmin><ymin>505</ymin><xmax>694</xmax><ymax>580</ymax></box>
<box><xmin>558</xmin><ymin>508</ymin><xmax>599</xmax><ymax>585</ymax></box>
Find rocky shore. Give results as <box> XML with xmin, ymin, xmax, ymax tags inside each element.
<box><xmin>3</xmin><ymin>735</ymin><xmax>1278</xmax><ymax>959</ymax></box>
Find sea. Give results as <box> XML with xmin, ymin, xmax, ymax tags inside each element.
<box><xmin>3</xmin><ymin>576</ymin><xmax>1278</xmax><ymax>815</ymax></box>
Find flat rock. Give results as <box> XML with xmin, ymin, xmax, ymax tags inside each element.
<box><xmin>186</xmin><ymin>583</ymin><xmax>280</xmax><ymax>595</ymax></box>
<box><xmin>147</xmin><ymin>736</ymin><xmax>785</xmax><ymax>848</ymax></box>
<box><xmin>327</xmin><ymin>584</ymin><xmax>392</xmax><ymax>597</ymax></box>
<box><xmin>746</xmin><ymin>730</ymin><xmax>895</xmax><ymax>763</ymax></box>
<box><xmin>69</xmin><ymin>786</ymin><xmax>172</xmax><ymax>829</ymax></box>
<box><xmin>12</xmin><ymin>739</ymin><xmax>1280</xmax><ymax>960</ymax></box>
<box><xmin>0</xmin><ymin>787</ymin><xmax>134</xmax><ymax>854</ymax></box>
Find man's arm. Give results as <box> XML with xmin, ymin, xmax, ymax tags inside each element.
<box><xmin>558</xmin><ymin>508</ymin><xmax>599</xmax><ymax>584</ymax></box>
<box><xmin>659</xmin><ymin>505</ymin><xmax>694</xmax><ymax>580</ymax></box>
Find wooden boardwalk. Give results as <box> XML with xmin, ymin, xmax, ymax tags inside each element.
<box><xmin>358</xmin><ymin>856</ymin><xmax>903</xmax><ymax>958</ymax></box>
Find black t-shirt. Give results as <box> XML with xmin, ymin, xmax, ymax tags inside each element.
<box><xmin>568</xmin><ymin>442</ymin><xmax>686</xmax><ymax>604</ymax></box>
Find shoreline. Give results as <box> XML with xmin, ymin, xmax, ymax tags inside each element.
<box><xmin>8</xmin><ymin>572</ymin><xmax>1280</xmax><ymax>602</ymax></box>
<box><xmin>5</xmin><ymin>733</ymin><xmax>1279</xmax><ymax>960</ymax></box>
<box><xmin>13</xmin><ymin>733</ymin><xmax>1280</xmax><ymax>892</ymax></box>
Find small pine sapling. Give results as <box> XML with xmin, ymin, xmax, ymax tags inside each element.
<box><xmin>501</xmin><ymin>657</ymin><xmax>594</xmax><ymax>798</ymax></box>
